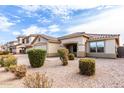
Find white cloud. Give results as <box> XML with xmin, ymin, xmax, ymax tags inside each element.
<box><xmin>48</xmin><ymin>24</ymin><xmax>60</xmax><ymax>32</ymax></box>
<box><xmin>67</xmin><ymin>6</ymin><xmax>124</xmax><ymax>45</ymax></box>
<box><xmin>18</xmin><ymin>5</ymin><xmax>109</xmax><ymax>20</ymax></box>
<box><xmin>0</xmin><ymin>15</ymin><xmax>15</xmax><ymax>31</ymax></box>
<box><xmin>22</xmin><ymin>25</ymin><xmax>47</xmax><ymax>35</ymax></box>
<box><xmin>1</xmin><ymin>0</ymin><xmax>124</xmax><ymax>5</ymax></box>
<box><xmin>38</xmin><ymin>17</ymin><xmax>51</xmax><ymax>23</ymax></box>
<box><xmin>17</xmin><ymin>5</ymin><xmax>41</xmax><ymax>17</ymax></box>
<box><xmin>12</xmin><ymin>31</ymin><xmax>21</xmax><ymax>36</ymax></box>
<box><xmin>18</xmin><ymin>5</ymin><xmax>41</xmax><ymax>12</ymax></box>
<box><xmin>41</xmin><ymin>6</ymin><xmax>74</xmax><ymax>20</ymax></box>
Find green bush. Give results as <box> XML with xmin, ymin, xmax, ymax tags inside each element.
<box><xmin>27</xmin><ymin>49</ymin><xmax>46</xmax><ymax>68</ymax></box>
<box><xmin>58</xmin><ymin>48</ymin><xmax>69</xmax><ymax>66</ymax></box>
<box><xmin>68</xmin><ymin>53</ymin><xmax>75</xmax><ymax>60</ymax></box>
<box><xmin>79</xmin><ymin>58</ymin><xmax>95</xmax><ymax>76</ymax></box>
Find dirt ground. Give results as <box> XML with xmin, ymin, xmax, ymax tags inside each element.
<box><xmin>0</xmin><ymin>54</ymin><xmax>124</xmax><ymax>88</ymax></box>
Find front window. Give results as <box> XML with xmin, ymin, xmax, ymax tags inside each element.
<box><xmin>38</xmin><ymin>38</ymin><xmax>41</xmax><ymax>42</ymax></box>
<box><xmin>22</xmin><ymin>39</ymin><xmax>25</xmax><ymax>44</ymax></box>
<box><xmin>90</xmin><ymin>41</ymin><xmax>104</xmax><ymax>53</ymax></box>
<box><xmin>90</xmin><ymin>42</ymin><xmax>97</xmax><ymax>52</ymax></box>
<box><xmin>97</xmin><ymin>41</ymin><xmax>104</xmax><ymax>52</ymax></box>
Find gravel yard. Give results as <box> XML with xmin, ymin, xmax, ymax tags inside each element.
<box><xmin>0</xmin><ymin>54</ymin><xmax>124</xmax><ymax>88</ymax></box>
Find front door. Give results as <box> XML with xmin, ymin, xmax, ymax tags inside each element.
<box><xmin>65</xmin><ymin>43</ymin><xmax>77</xmax><ymax>56</ymax></box>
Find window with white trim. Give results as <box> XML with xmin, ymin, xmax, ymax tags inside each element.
<box><xmin>90</xmin><ymin>41</ymin><xmax>104</xmax><ymax>53</ymax></box>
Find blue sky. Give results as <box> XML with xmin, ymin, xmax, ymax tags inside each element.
<box><xmin>0</xmin><ymin>5</ymin><xmax>124</xmax><ymax>45</ymax></box>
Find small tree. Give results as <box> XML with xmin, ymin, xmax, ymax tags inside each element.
<box><xmin>58</xmin><ymin>48</ymin><xmax>69</xmax><ymax>66</ymax></box>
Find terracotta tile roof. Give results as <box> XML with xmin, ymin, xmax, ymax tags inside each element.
<box><xmin>58</xmin><ymin>32</ymin><xmax>89</xmax><ymax>40</ymax></box>
<box><xmin>86</xmin><ymin>33</ymin><xmax>120</xmax><ymax>41</ymax></box>
<box><xmin>31</xmin><ymin>34</ymin><xmax>60</xmax><ymax>44</ymax></box>
<box><xmin>58</xmin><ymin>32</ymin><xmax>119</xmax><ymax>40</ymax></box>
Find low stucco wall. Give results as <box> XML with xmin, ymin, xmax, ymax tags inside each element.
<box><xmin>47</xmin><ymin>53</ymin><xmax>59</xmax><ymax>57</ymax></box>
<box><xmin>77</xmin><ymin>51</ymin><xmax>86</xmax><ymax>57</ymax></box>
<box><xmin>86</xmin><ymin>53</ymin><xmax>117</xmax><ymax>59</ymax></box>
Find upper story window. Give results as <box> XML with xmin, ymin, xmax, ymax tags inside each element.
<box><xmin>26</xmin><ymin>38</ymin><xmax>29</xmax><ymax>43</ymax></box>
<box><xmin>38</xmin><ymin>38</ymin><xmax>41</xmax><ymax>42</ymax></box>
<box><xmin>22</xmin><ymin>39</ymin><xmax>25</xmax><ymax>44</ymax></box>
<box><xmin>90</xmin><ymin>41</ymin><xmax>104</xmax><ymax>53</ymax></box>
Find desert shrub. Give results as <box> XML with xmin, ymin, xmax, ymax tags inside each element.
<box><xmin>14</xmin><ymin>65</ymin><xmax>27</xmax><ymax>79</ymax></box>
<box><xmin>79</xmin><ymin>58</ymin><xmax>95</xmax><ymax>76</ymax></box>
<box><xmin>58</xmin><ymin>48</ymin><xmax>69</xmax><ymax>66</ymax></box>
<box><xmin>68</xmin><ymin>53</ymin><xmax>75</xmax><ymax>60</ymax></box>
<box><xmin>0</xmin><ymin>55</ymin><xmax>17</xmax><ymax>67</ymax></box>
<box><xmin>23</xmin><ymin>72</ymin><xmax>53</xmax><ymax>88</ymax></box>
<box><xmin>9</xmin><ymin>65</ymin><xmax>17</xmax><ymax>73</ymax></box>
<box><xmin>0</xmin><ymin>51</ymin><xmax>9</xmax><ymax>55</ymax></box>
<box><xmin>0</xmin><ymin>57</ymin><xmax>4</xmax><ymax>67</ymax></box>
<box><xmin>27</xmin><ymin>49</ymin><xmax>46</xmax><ymax>68</ymax></box>
<box><xmin>0</xmin><ymin>55</ymin><xmax>8</xmax><ymax>67</ymax></box>
<box><xmin>4</xmin><ymin>67</ymin><xmax>10</xmax><ymax>72</ymax></box>
<box><xmin>4</xmin><ymin>55</ymin><xmax>17</xmax><ymax>67</ymax></box>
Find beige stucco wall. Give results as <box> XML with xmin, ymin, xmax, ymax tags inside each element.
<box><xmin>16</xmin><ymin>46</ymin><xmax>21</xmax><ymax>53</ymax></box>
<box><xmin>47</xmin><ymin>42</ymin><xmax>60</xmax><ymax>56</ymax></box>
<box><xmin>32</xmin><ymin>37</ymin><xmax>47</xmax><ymax>50</ymax></box>
<box><xmin>18</xmin><ymin>38</ymin><xmax>23</xmax><ymax>44</ymax></box>
<box><xmin>35</xmin><ymin>37</ymin><xmax>47</xmax><ymax>43</ymax></box>
<box><xmin>60</xmin><ymin>36</ymin><xmax>88</xmax><ymax>57</ymax></box>
<box><xmin>105</xmin><ymin>39</ymin><xmax>116</xmax><ymax>54</ymax></box>
<box><xmin>29</xmin><ymin>36</ymin><xmax>35</xmax><ymax>44</ymax></box>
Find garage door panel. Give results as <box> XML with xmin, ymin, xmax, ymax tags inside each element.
<box><xmin>34</xmin><ymin>45</ymin><xmax>47</xmax><ymax>50</ymax></box>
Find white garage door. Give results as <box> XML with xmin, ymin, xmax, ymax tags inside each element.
<box><xmin>34</xmin><ymin>45</ymin><xmax>47</xmax><ymax>50</ymax></box>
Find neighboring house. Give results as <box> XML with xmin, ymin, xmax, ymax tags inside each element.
<box><xmin>31</xmin><ymin>34</ymin><xmax>60</xmax><ymax>57</ymax></box>
<box><xmin>2</xmin><ymin>32</ymin><xmax>120</xmax><ymax>58</ymax></box>
<box><xmin>15</xmin><ymin>34</ymin><xmax>60</xmax><ymax>57</ymax></box>
<box><xmin>4</xmin><ymin>41</ymin><xmax>18</xmax><ymax>53</ymax></box>
<box><xmin>15</xmin><ymin>35</ymin><xmax>36</xmax><ymax>54</ymax></box>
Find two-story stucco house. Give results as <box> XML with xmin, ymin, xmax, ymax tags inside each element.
<box><xmin>3</xmin><ymin>41</ymin><xmax>18</xmax><ymax>53</ymax></box>
<box><xmin>5</xmin><ymin>32</ymin><xmax>120</xmax><ymax>58</ymax></box>
<box><xmin>15</xmin><ymin>34</ymin><xmax>60</xmax><ymax>57</ymax></box>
